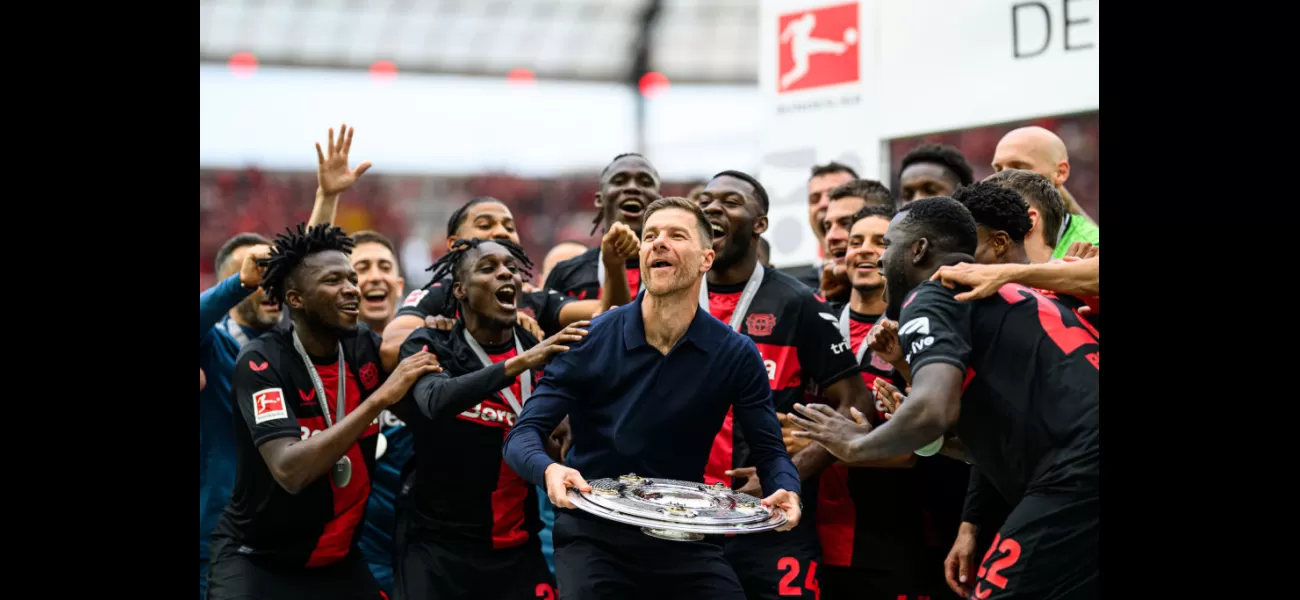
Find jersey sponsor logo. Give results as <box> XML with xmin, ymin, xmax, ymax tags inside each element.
<box><xmin>829</xmin><ymin>339</ymin><xmax>851</xmax><ymax>355</ymax></box>
<box><xmin>252</xmin><ymin>388</ymin><xmax>288</xmax><ymax>424</ymax></box>
<box><xmin>300</xmin><ymin>426</ymin><xmax>323</xmax><ymax>440</ymax></box>
<box><xmin>458</xmin><ymin>401</ymin><xmax>517</xmax><ymax>428</ymax></box>
<box><xmin>249</xmin><ymin>360</ymin><xmax>269</xmax><ymax>372</ymax></box>
<box><xmin>817</xmin><ymin>312</ymin><xmax>838</xmax><ymax>324</ymax></box>
<box><xmin>899</xmin><ymin>316</ymin><xmax>930</xmax><ymax>336</ymax></box>
<box><xmin>903</xmin><ymin>336</ymin><xmax>934</xmax><ymax>363</ymax></box>
<box><xmin>755</xmin><ymin>343</ymin><xmax>802</xmax><ymax>391</ymax></box>
<box><xmin>298</xmin><ymin>388</ymin><xmax>317</xmax><ymax>405</ymax></box>
<box><xmin>745</xmin><ymin>313</ymin><xmax>777</xmax><ymax>337</ymax></box>
<box><xmin>380</xmin><ymin>409</ymin><xmax>407</xmax><ymax>429</ymax></box>
<box><xmin>359</xmin><ymin>362</ymin><xmax>380</xmax><ymax>390</ymax></box>
<box><xmin>401</xmin><ymin>289</ymin><xmax>428</xmax><ymax>307</ymax></box>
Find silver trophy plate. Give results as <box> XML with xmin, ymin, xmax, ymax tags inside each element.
<box><xmin>566</xmin><ymin>473</ymin><xmax>787</xmax><ymax>542</ymax></box>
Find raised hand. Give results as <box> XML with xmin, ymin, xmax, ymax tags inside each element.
<box><xmin>316</xmin><ymin>123</ymin><xmax>372</xmax><ymax>196</ymax></box>
<box><xmin>515</xmin><ymin>322</ymin><xmax>589</xmax><ymax>372</ymax></box>
<box><xmin>601</xmin><ymin>222</ymin><xmax>640</xmax><ymax>264</ymax></box>
<box><xmin>240</xmin><ymin>245</ymin><xmax>273</xmax><ymax>289</ymax></box>
<box><xmin>866</xmin><ymin>319</ymin><xmax>902</xmax><ymax>364</ymax></box>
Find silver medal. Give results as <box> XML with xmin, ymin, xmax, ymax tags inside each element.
<box><xmin>332</xmin><ymin>456</ymin><xmax>353</xmax><ymax>488</ymax></box>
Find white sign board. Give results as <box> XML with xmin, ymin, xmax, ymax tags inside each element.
<box><xmin>759</xmin><ymin>0</ymin><xmax>1099</xmax><ymax>268</ymax></box>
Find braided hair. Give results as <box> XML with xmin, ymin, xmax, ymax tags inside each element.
<box><xmin>424</xmin><ymin>237</ymin><xmax>534</xmax><ymax>316</ymax></box>
<box><xmin>261</xmin><ymin>222</ymin><xmax>355</xmax><ymax>304</ymax></box>
<box><xmin>590</xmin><ymin>152</ymin><xmax>651</xmax><ymax>235</ymax></box>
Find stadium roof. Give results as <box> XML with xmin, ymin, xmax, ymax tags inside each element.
<box><xmin>199</xmin><ymin>0</ymin><xmax>759</xmax><ymax>85</ymax></box>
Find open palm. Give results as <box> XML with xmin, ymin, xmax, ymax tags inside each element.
<box><xmin>316</xmin><ymin>123</ymin><xmax>372</xmax><ymax>196</ymax></box>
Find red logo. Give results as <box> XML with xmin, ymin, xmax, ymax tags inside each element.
<box><xmin>249</xmin><ymin>360</ymin><xmax>268</xmax><ymax>372</ymax></box>
<box><xmin>778</xmin><ymin>3</ymin><xmax>860</xmax><ymax>93</ymax></box>
<box><xmin>254</xmin><ymin>389</ymin><xmax>284</xmax><ymax>416</ymax></box>
<box><xmin>745</xmin><ymin>313</ymin><xmax>777</xmax><ymax>337</ymax></box>
<box><xmin>298</xmin><ymin>389</ymin><xmax>316</xmax><ymax>403</ymax></box>
<box><xmin>359</xmin><ymin>362</ymin><xmax>380</xmax><ymax>390</ymax></box>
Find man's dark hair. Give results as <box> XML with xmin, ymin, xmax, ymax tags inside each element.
<box><xmin>896</xmin><ymin>196</ymin><xmax>978</xmax><ymax>256</ymax></box>
<box><xmin>642</xmin><ymin>197</ymin><xmax>713</xmax><ymax>248</ymax></box>
<box><xmin>851</xmin><ymin>204</ymin><xmax>897</xmax><ymax>225</ymax></box>
<box><xmin>829</xmin><ymin>179</ymin><xmax>895</xmax><ymax>207</ymax></box>
<box><xmin>262</xmin><ymin>223</ymin><xmax>356</xmax><ymax>304</ymax></box>
<box><xmin>351</xmin><ymin>230</ymin><xmax>400</xmax><ymax>269</ymax></box>
<box><xmin>900</xmin><ymin>144</ymin><xmax>974</xmax><ymax>187</ymax></box>
<box><xmin>446</xmin><ymin>196</ymin><xmax>505</xmax><ymax>238</ymax></box>
<box><xmin>712</xmin><ymin>170</ymin><xmax>770</xmax><ymax>214</ymax></box>
<box><xmin>810</xmin><ymin>161</ymin><xmax>859</xmax><ymax>180</ymax></box>
<box><xmin>425</xmin><ymin>238</ymin><xmax>534</xmax><ymax>316</ymax></box>
<box><xmin>215</xmin><ymin>232</ymin><xmax>272</xmax><ymax>274</ymax></box>
<box><xmin>984</xmin><ymin>169</ymin><xmax>1066</xmax><ymax>247</ymax></box>
<box><xmin>952</xmin><ymin>182</ymin><xmax>1032</xmax><ymax>243</ymax></box>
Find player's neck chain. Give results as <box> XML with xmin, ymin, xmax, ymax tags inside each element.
<box><xmin>462</xmin><ymin>329</ymin><xmax>531</xmax><ymax>416</ymax></box>
<box><xmin>291</xmin><ymin>328</ymin><xmax>353</xmax><ymax>488</ymax></box>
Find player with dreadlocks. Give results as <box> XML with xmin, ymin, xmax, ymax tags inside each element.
<box><xmin>207</xmin><ymin>223</ymin><xmax>441</xmax><ymax>600</ymax></box>
<box><xmin>380</xmin><ymin>195</ymin><xmax>636</xmax><ymax>372</ymax></box>
<box><xmin>544</xmin><ymin>152</ymin><xmax>661</xmax><ymax>300</ymax></box>
<box><xmin>391</xmin><ymin>237</ymin><xmax>588</xmax><ymax>600</ymax></box>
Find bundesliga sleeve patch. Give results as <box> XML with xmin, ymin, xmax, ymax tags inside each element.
<box><xmin>253</xmin><ymin>388</ymin><xmax>288</xmax><ymax>424</ymax></box>
<box><xmin>402</xmin><ymin>289</ymin><xmax>429</xmax><ymax>308</ymax></box>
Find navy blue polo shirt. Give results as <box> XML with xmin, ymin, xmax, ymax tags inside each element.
<box><xmin>503</xmin><ymin>291</ymin><xmax>801</xmax><ymax>498</ymax></box>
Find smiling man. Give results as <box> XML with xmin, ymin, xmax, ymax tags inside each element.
<box><xmin>820</xmin><ymin>179</ymin><xmax>895</xmax><ymax>310</ymax></box>
<box><xmin>206</xmin><ymin>223</ymin><xmax>442</xmax><ymax>600</ymax></box>
<box><xmin>348</xmin><ymin>231</ymin><xmax>405</xmax><ymax>334</ymax></box>
<box><xmin>546</xmin><ymin>153</ymin><xmax>663</xmax><ymax>300</ymax></box>
<box><xmin>697</xmin><ymin>172</ymin><xmax>868</xmax><ymax>600</ymax></box>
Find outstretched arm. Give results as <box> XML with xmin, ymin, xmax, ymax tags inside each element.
<box><xmin>932</xmin><ymin>257</ymin><xmax>1099</xmax><ymax>302</ymax></box>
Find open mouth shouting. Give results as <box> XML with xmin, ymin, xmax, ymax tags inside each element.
<box><xmin>648</xmin><ymin>257</ymin><xmax>674</xmax><ymax>274</ymax></box>
<box><xmin>708</xmin><ymin>218</ymin><xmax>727</xmax><ymax>249</ymax></box>
<box><xmin>494</xmin><ymin>283</ymin><xmax>518</xmax><ymax>312</ymax></box>
<box><xmin>619</xmin><ymin>196</ymin><xmax>646</xmax><ymax>219</ymax></box>
<box><xmin>362</xmin><ymin>287</ymin><xmax>389</xmax><ymax>312</ymax></box>
<box><xmin>829</xmin><ymin>244</ymin><xmax>848</xmax><ymax>265</ymax></box>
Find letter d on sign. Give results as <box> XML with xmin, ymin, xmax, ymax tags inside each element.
<box><xmin>1012</xmin><ymin>2</ymin><xmax>1051</xmax><ymax>59</ymax></box>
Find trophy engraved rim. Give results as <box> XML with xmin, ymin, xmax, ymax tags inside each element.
<box><xmin>567</xmin><ymin>474</ymin><xmax>787</xmax><ymax>540</ymax></box>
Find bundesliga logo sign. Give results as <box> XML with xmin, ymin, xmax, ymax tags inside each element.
<box><xmin>777</xmin><ymin>2</ymin><xmax>861</xmax><ymax>93</ymax></box>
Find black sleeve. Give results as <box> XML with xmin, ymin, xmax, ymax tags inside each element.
<box><xmin>529</xmin><ymin>289</ymin><xmax>575</xmax><ymax>337</ymax></box>
<box><xmin>394</xmin><ymin>281</ymin><xmax>452</xmax><ymax>320</ymax></box>
<box><xmin>410</xmin><ymin>364</ymin><xmax>513</xmax><ymax>420</ymax></box>
<box><xmin>962</xmin><ymin>466</ymin><xmax>1012</xmax><ymax>528</ymax></box>
<box><xmin>730</xmin><ymin>342</ymin><xmax>802</xmax><ymax>496</ymax></box>
<box><xmin>795</xmin><ymin>290</ymin><xmax>860</xmax><ymax>388</ymax></box>
<box><xmin>231</xmin><ymin>348</ymin><xmax>302</xmax><ymax>447</ymax></box>
<box><xmin>897</xmin><ymin>282</ymin><xmax>973</xmax><ymax>376</ymax></box>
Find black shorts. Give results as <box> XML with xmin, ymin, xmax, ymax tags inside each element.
<box><xmin>553</xmin><ymin>511</ymin><xmax>744</xmax><ymax>600</ymax></box>
<box><xmin>392</xmin><ymin>510</ymin><xmax>555</xmax><ymax>600</ymax></box>
<box><xmin>206</xmin><ymin>536</ymin><xmax>384</xmax><ymax>600</ymax></box>
<box><xmin>970</xmin><ymin>491</ymin><xmax>1098</xmax><ymax>600</ymax></box>
<box><xmin>819</xmin><ymin>565</ymin><xmax>929</xmax><ymax>600</ymax></box>
<box><xmin>722</xmin><ymin>519</ymin><xmax>822</xmax><ymax>600</ymax></box>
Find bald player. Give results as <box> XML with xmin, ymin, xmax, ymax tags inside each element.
<box><xmin>992</xmin><ymin>126</ymin><xmax>1101</xmax><ymax>236</ymax></box>
<box><xmin>539</xmin><ymin>241</ymin><xmax>589</xmax><ymax>290</ymax></box>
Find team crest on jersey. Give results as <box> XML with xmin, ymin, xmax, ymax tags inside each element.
<box><xmin>869</xmin><ymin>352</ymin><xmax>894</xmax><ymax>372</ymax></box>
<box><xmin>401</xmin><ymin>289</ymin><xmax>429</xmax><ymax>308</ymax></box>
<box><xmin>253</xmin><ymin>388</ymin><xmax>288</xmax><ymax>424</ymax></box>
<box><xmin>359</xmin><ymin>362</ymin><xmax>380</xmax><ymax>390</ymax></box>
<box><xmin>745</xmin><ymin>313</ymin><xmax>777</xmax><ymax>337</ymax></box>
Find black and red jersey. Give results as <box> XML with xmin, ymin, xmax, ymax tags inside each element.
<box><xmin>897</xmin><ymin>280</ymin><xmax>1099</xmax><ymax>503</ymax></box>
<box><xmin>702</xmin><ymin>268</ymin><xmax>859</xmax><ymax>491</ymax></box>
<box><xmin>817</xmin><ymin>310</ymin><xmax>929</xmax><ymax>570</ymax></box>
<box><xmin>542</xmin><ymin>246</ymin><xmax>640</xmax><ymax>301</ymax></box>
<box><xmin>396</xmin><ymin>275</ymin><xmax>575</xmax><ymax>337</ymax></box>
<box><xmin>216</xmin><ymin>323</ymin><xmax>386</xmax><ymax>569</ymax></box>
<box><xmin>398</xmin><ymin>322</ymin><xmax>543</xmax><ymax>550</ymax></box>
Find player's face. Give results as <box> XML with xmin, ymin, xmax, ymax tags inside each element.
<box><xmin>641</xmin><ymin>208</ymin><xmax>714</xmax><ymax>296</ymax></box>
<box><xmin>808</xmin><ymin>170</ymin><xmax>855</xmax><ymax>242</ymax></box>
<box><xmin>899</xmin><ymin>163</ymin><xmax>959</xmax><ymax>205</ymax></box>
<box><xmin>456</xmin><ymin>241</ymin><xmax>523</xmax><ymax>329</ymax></box>
<box><xmin>351</xmin><ymin>242</ymin><xmax>404</xmax><ymax>326</ymax></box>
<box><xmin>973</xmin><ymin>226</ymin><xmax>1011</xmax><ymax>265</ymax></box>
<box><xmin>226</xmin><ymin>244</ymin><xmax>282</xmax><ymax>329</ymax></box>
<box><xmin>880</xmin><ymin>211</ymin><xmax>917</xmax><ymax>319</ymax></box>
<box><xmin>598</xmin><ymin>156</ymin><xmax>662</xmax><ymax>236</ymax></box>
<box><xmin>451</xmin><ymin>201</ymin><xmax>519</xmax><ymax>247</ymax></box>
<box><xmin>293</xmin><ymin>251</ymin><xmax>361</xmax><ymax>335</ymax></box>
<box><xmin>847</xmin><ymin>215</ymin><xmax>889</xmax><ymax>291</ymax></box>
<box><xmin>697</xmin><ymin>175</ymin><xmax>767</xmax><ymax>271</ymax></box>
<box><xmin>822</xmin><ymin>196</ymin><xmax>866</xmax><ymax>277</ymax></box>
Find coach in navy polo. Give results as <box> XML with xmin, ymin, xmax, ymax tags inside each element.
<box><xmin>504</xmin><ymin>197</ymin><xmax>802</xmax><ymax>600</ymax></box>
